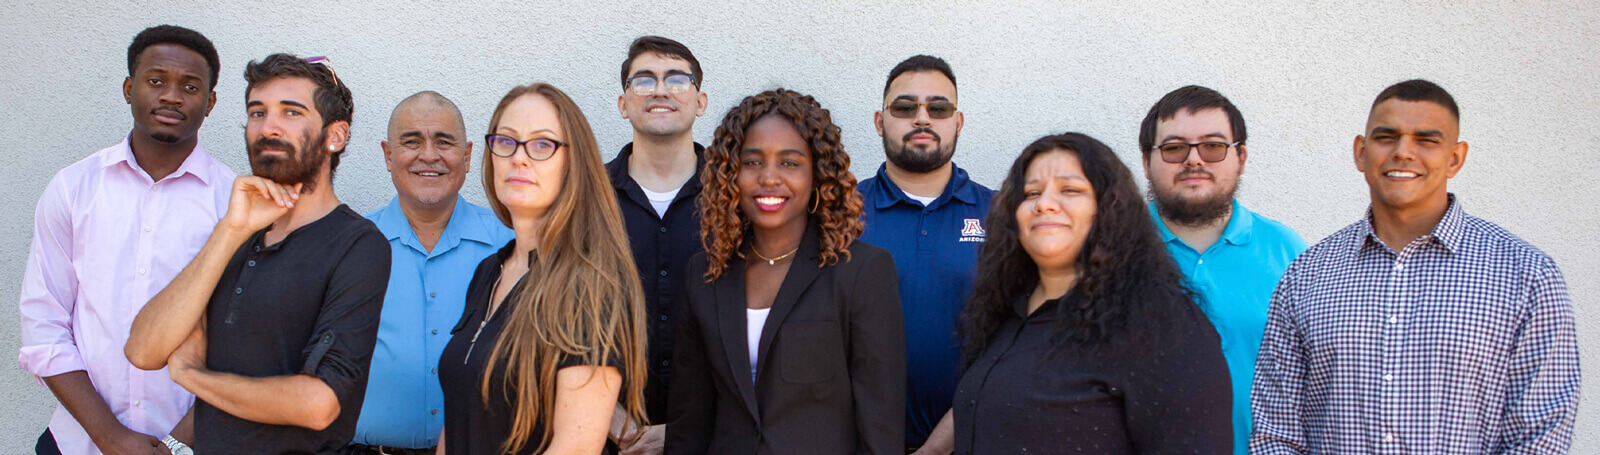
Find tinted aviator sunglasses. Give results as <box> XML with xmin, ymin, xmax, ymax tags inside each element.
<box><xmin>1152</xmin><ymin>141</ymin><xmax>1240</xmax><ymax>164</ymax></box>
<box><xmin>884</xmin><ymin>99</ymin><xmax>957</xmax><ymax>119</ymax></box>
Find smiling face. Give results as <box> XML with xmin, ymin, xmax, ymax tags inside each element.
<box><xmin>125</xmin><ymin>43</ymin><xmax>216</xmax><ymax>147</ymax></box>
<box><xmin>1354</xmin><ymin>99</ymin><xmax>1467</xmax><ymax>214</ymax></box>
<box><xmin>618</xmin><ymin>52</ymin><xmax>707</xmax><ymax>138</ymax></box>
<box><xmin>491</xmin><ymin>94</ymin><xmax>568</xmax><ymax>221</ymax></box>
<box><xmin>1016</xmin><ymin>149</ymin><xmax>1098</xmax><ymax>273</ymax></box>
<box><xmin>736</xmin><ymin>115</ymin><xmax>815</xmax><ymax>235</ymax></box>
<box><xmin>876</xmin><ymin>71</ymin><xmax>963</xmax><ymax>174</ymax></box>
<box><xmin>245</xmin><ymin>76</ymin><xmax>333</xmax><ymax>189</ymax></box>
<box><xmin>1144</xmin><ymin>107</ymin><xmax>1245</xmax><ymax>225</ymax></box>
<box><xmin>384</xmin><ymin>99</ymin><xmax>470</xmax><ymax>207</ymax></box>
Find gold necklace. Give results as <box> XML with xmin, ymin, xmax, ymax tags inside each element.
<box><xmin>751</xmin><ymin>245</ymin><xmax>800</xmax><ymax>265</ymax></box>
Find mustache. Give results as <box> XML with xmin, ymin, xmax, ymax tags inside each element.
<box><xmin>902</xmin><ymin>127</ymin><xmax>940</xmax><ymax>143</ymax></box>
<box><xmin>1174</xmin><ymin>169</ymin><xmax>1214</xmax><ymax>183</ymax></box>
<box><xmin>408</xmin><ymin>164</ymin><xmax>450</xmax><ymax>174</ymax></box>
<box><xmin>249</xmin><ymin>136</ymin><xmax>297</xmax><ymax>156</ymax></box>
<box><xmin>152</xmin><ymin>106</ymin><xmax>185</xmax><ymax>120</ymax></box>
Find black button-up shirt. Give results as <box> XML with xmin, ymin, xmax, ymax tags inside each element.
<box><xmin>952</xmin><ymin>291</ymin><xmax>1232</xmax><ymax>454</ymax></box>
<box><xmin>196</xmin><ymin>205</ymin><xmax>391</xmax><ymax>454</ymax></box>
<box><xmin>605</xmin><ymin>142</ymin><xmax>704</xmax><ymax>422</ymax></box>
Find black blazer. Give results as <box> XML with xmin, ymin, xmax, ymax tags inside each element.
<box><xmin>666</xmin><ymin>223</ymin><xmax>906</xmax><ymax>454</ymax></box>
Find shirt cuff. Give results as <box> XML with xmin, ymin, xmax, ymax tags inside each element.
<box><xmin>18</xmin><ymin>344</ymin><xmax>89</xmax><ymax>381</ymax></box>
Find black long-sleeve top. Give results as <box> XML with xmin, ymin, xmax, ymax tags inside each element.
<box><xmin>952</xmin><ymin>291</ymin><xmax>1233</xmax><ymax>454</ymax></box>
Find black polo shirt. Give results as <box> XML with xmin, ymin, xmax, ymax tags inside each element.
<box><xmin>952</xmin><ymin>291</ymin><xmax>1233</xmax><ymax>454</ymax></box>
<box><xmin>605</xmin><ymin>142</ymin><xmax>704</xmax><ymax>423</ymax></box>
<box><xmin>196</xmin><ymin>205</ymin><xmax>391</xmax><ymax>454</ymax></box>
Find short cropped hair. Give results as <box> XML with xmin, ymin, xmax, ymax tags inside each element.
<box><xmin>243</xmin><ymin>53</ymin><xmax>355</xmax><ymax>175</ymax></box>
<box><xmin>1138</xmin><ymin>85</ymin><xmax>1247</xmax><ymax>156</ymax></box>
<box><xmin>620</xmin><ymin>36</ymin><xmax>702</xmax><ymax>90</ymax></box>
<box><xmin>1372</xmin><ymin>79</ymin><xmax>1460</xmax><ymax>120</ymax></box>
<box><xmin>128</xmin><ymin>25</ymin><xmax>221</xmax><ymax>90</ymax></box>
<box><xmin>883</xmin><ymin>55</ymin><xmax>956</xmax><ymax>99</ymax></box>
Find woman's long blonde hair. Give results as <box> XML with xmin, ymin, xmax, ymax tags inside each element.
<box><xmin>480</xmin><ymin>83</ymin><xmax>648</xmax><ymax>453</ymax></box>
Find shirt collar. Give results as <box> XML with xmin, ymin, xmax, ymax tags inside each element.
<box><xmin>607</xmin><ymin>142</ymin><xmax>706</xmax><ymax>195</ymax></box>
<box><xmin>1354</xmin><ymin>193</ymin><xmax>1465</xmax><ymax>255</ymax></box>
<box><xmin>374</xmin><ymin>195</ymin><xmax>498</xmax><ymax>255</ymax></box>
<box><xmin>1147</xmin><ymin>198</ymin><xmax>1253</xmax><ymax>248</ymax></box>
<box><xmin>103</xmin><ymin>134</ymin><xmax>219</xmax><ymax>185</ymax></box>
<box><xmin>869</xmin><ymin>162</ymin><xmax>981</xmax><ymax>210</ymax></box>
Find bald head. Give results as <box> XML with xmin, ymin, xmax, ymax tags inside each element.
<box><xmin>388</xmin><ymin>91</ymin><xmax>466</xmax><ymax>140</ymax></box>
<box><xmin>383</xmin><ymin>90</ymin><xmax>472</xmax><ymax>211</ymax></box>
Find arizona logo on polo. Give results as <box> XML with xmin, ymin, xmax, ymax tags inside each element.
<box><xmin>959</xmin><ymin>218</ymin><xmax>986</xmax><ymax>242</ymax></box>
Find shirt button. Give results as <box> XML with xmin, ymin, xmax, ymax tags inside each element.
<box><xmin>432</xmin><ymin>367</ymin><xmax>438</xmax><ymax>374</ymax></box>
<box><xmin>253</xmin><ymin>246</ymin><xmax>261</xmax><ymax>252</ymax></box>
<box><xmin>234</xmin><ymin>287</ymin><xmax>243</xmax><ymax>294</ymax></box>
<box><xmin>133</xmin><ymin>400</ymin><xmax>141</xmax><ymax>407</ymax></box>
<box><xmin>138</xmin><ymin>268</ymin><xmax>147</xmax><ymax>275</ymax></box>
<box><xmin>659</xmin><ymin>227</ymin><xmax>668</xmax><ymax>233</ymax></box>
<box><xmin>1393</xmin><ymin>263</ymin><xmax>1403</xmax><ymax>271</ymax></box>
<box><xmin>1197</xmin><ymin>259</ymin><xmax>1204</xmax><ymax>265</ymax></box>
<box><xmin>430</xmin><ymin>292</ymin><xmax>437</xmax><ymax>298</ymax></box>
<box><xmin>921</xmin><ymin>230</ymin><xmax>928</xmax><ymax>236</ymax></box>
<box><xmin>1383</xmin><ymin>433</ymin><xmax>1394</xmax><ymax>442</ymax></box>
<box><xmin>431</xmin><ymin>409</ymin><xmax>439</xmax><ymax>415</ymax></box>
<box><xmin>143</xmin><ymin>226</ymin><xmax>152</xmax><ymax>232</ymax></box>
<box><xmin>660</xmin><ymin>315</ymin><xmax>668</xmax><ymax>321</ymax></box>
<box><xmin>1388</xmin><ymin>316</ymin><xmax>1398</xmax><ymax>323</ymax></box>
<box><xmin>660</xmin><ymin>270</ymin><xmax>668</xmax><ymax>277</ymax></box>
<box><xmin>1383</xmin><ymin>373</ymin><xmax>1393</xmax><ymax>381</ymax></box>
<box><xmin>432</xmin><ymin>329</ymin><xmax>438</xmax><ymax>335</ymax></box>
<box><xmin>662</xmin><ymin>360</ymin><xmax>670</xmax><ymax>367</ymax></box>
<box><xmin>247</xmin><ymin>260</ymin><xmax>256</xmax><ymax>267</ymax></box>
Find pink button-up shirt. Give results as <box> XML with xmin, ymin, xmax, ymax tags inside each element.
<box><xmin>18</xmin><ymin>137</ymin><xmax>234</xmax><ymax>455</ymax></box>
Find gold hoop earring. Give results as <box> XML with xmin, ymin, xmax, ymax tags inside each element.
<box><xmin>811</xmin><ymin>195</ymin><xmax>821</xmax><ymax>213</ymax></box>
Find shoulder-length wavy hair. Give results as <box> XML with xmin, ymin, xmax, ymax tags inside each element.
<box><xmin>959</xmin><ymin>133</ymin><xmax>1194</xmax><ymax>367</ymax></box>
<box><xmin>699</xmin><ymin>88</ymin><xmax>864</xmax><ymax>281</ymax></box>
<box><xmin>480</xmin><ymin>83</ymin><xmax>648</xmax><ymax>453</ymax></box>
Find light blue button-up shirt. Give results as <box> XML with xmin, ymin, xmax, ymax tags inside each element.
<box><xmin>354</xmin><ymin>196</ymin><xmax>512</xmax><ymax>448</ymax></box>
<box><xmin>1149</xmin><ymin>199</ymin><xmax>1306</xmax><ymax>455</ymax></box>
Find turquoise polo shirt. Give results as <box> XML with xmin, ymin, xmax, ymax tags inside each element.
<box><xmin>353</xmin><ymin>196</ymin><xmax>513</xmax><ymax>448</ymax></box>
<box><xmin>1149</xmin><ymin>199</ymin><xmax>1306</xmax><ymax>455</ymax></box>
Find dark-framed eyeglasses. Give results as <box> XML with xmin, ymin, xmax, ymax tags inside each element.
<box><xmin>303</xmin><ymin>56</ymin><xmax>341</xmax><ymax>87</ymax></box>
<box><xmin>1153</xmin><ymin>141</ymin><xmax>1240</xmax><ymax>164</ymax></box>
<box><xmin>627</xmin><ymin>73</ymin><xmax>696</xmax><ymax>96</ymax></box>
<box><xmin>485</xmin><ymin>134</ymin><xmax>564</xmax><ymax>161</ymax></box>
<box><xmin>884</xmin><ymin>99</ymin><xmax>957</xmax><ymax>119</ymax></box>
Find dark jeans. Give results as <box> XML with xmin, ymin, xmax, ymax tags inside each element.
<box><xmin>36</xmin><ymin>429</ymin><xmax>61</xmax><ymax>455</ymax></box>
<box><xmin>343</xmin><ymin>443</ymin><xmax>436</xmax><ymax>455</ymax></box>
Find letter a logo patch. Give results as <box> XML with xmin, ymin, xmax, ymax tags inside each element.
<box><xmin>960</xmin><ymin>218</ymin><xmax>986</xmax><ymax>242</ymax></box>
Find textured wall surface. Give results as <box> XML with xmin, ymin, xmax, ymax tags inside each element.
<box><xmin>2</xmin><ymin>0</ymin><xmax>1596</xmax><ymax>451</ymax></box>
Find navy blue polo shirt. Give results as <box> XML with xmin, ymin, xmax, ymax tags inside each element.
<box><xmin>856</xmin><ymin>164</ymin><xmax>994</xmax><ymax>448</ymax></box>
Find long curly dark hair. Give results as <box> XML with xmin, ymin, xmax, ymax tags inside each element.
<box><xmin>959</xmin><ymin>133</ymin><xmax>1195</xmax><ymax>367</ymax></box>
<box><xmin>699</xmin><ymin>88</ymin><xmax>864</xmax><ymax>281</ymax></box>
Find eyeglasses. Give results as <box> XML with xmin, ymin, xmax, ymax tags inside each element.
<box><xmin>884</xmin><ymin>99</ymin><xmax>957</xmax><ymax>119</ymax></box>
<box><xmin>303</xmin><ymin>56</ymin><xmax>341</xmax><ymax>88</ymax></box>
<box><xmin>485</xmin><ymin>134</ymin><xmax>564</xmax><ymax>161</ymax></box>
<box><xmin>627</xmin><ymin>73</ymin><xmax>696</xmax><ymax>96</ymax></box>
<box><xmin>1153</xmin><ymin>141</ymin><xmax>1240</xmax><ymax>163</ymax></box>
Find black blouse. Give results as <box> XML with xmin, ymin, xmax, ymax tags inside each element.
<box><xmin>952</xmin><ymin>291</ymin><xmax>1232</xmax><ymax>454</ymax></box>
<box><xmin>438</xmin><ymin>243</ymin><xmax>620</xmax><ymax>455</ymax></box>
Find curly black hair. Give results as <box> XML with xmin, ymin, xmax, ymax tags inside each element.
<box><xmin>960</xmin><ymin>132</ymin><xmax>1196</xmax><ymax>366</ymax></box>
<box><xmin>699</xmin><ymin>88</ymin><xmax>864</xmax><ymax>281</ymax></box>
<box><xmin>127</xmin><ymin>25</ymin><xmax>220</xmax><ymax>90</ymax></box>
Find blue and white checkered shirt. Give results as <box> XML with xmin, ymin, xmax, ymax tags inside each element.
<box><xmin>1249</xmin><ymin>195</ymin><xmax>1580</xmax><ymax>454</ymax></box>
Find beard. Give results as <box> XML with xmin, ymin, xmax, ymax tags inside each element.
<box><xmin>248</xmin><ymin>128</ymin><xmax>328</xmax><ymax>193</ymax></box>
<box><xmin>883</xmin><ymin>127</ymin><xmax>957</xmax><ymax>173</ymax></box>
<box><xmin>149</xmin><ymin>132</ymin><xmax>181</xmax><ymax>144</ymax></box>
<box><xmin>1151</xmin><ymin>170</ymin><xmax>1239</xmax><ymax>227</ymax></box>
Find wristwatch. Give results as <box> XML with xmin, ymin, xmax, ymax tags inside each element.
<box><xmin>161</xmin><ymin>434</ymin><xmax>194</xmax><ymax>455</ymax></box>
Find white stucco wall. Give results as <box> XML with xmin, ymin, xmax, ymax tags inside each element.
<box><xmin>2</xmin><ymin>0</ymin><xmax>1596</xmax><ymax>451</ymax></box>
